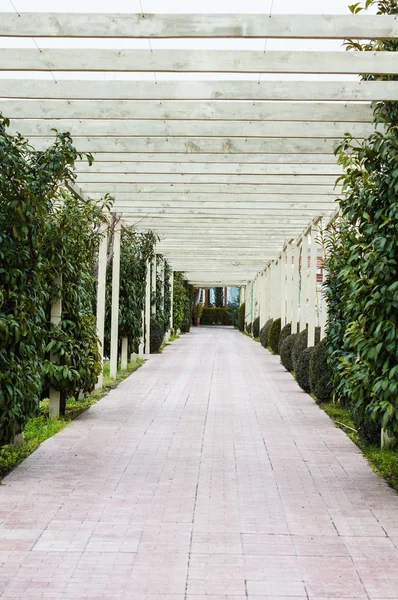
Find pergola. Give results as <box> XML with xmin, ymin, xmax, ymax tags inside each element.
<box><xmin>1</xmin><ymin>10</ymin><xmax>397</xmax><ymax>290</ymax></box>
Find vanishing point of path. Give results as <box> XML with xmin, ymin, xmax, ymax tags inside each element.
<box><xmin>1</xmin><ymin>327</ymin><xmax>398</xmax><ymax>600</ymax></box>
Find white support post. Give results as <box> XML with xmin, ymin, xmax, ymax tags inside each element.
<box><xmin>95</xmin><ymin>223</ymin><xmax>108</xmax><ymax>389</ymax></box>
<box><xmin>286</xmin><ymin>241</ymin><xmax>293</xmax><ymax>326</ymax></box>
<box><xmin>110</xmin><ymin>223</ymin><xmax>121</xmax><ymax>379</ymax></box>
<box><xmin>169</xmin><ymin>269</ymin><xmax>174</xmax><ymax>332</ymax></box>
<box><xmin>239</xmin><ymin>286</ymin><xmax>245</xmax><ymax>305</ymax></box>
<box><xmin>121</xmin><ymin>337</ymin><xmax>128</xmax><ymax>371</ymax></box>
<box><xmin>259</xmin><ymin>271</ymin><xmax>265</xmax><ymax>329</ymax></box>
<box><xmin>307</xmin><ymin>224</ymin><xmax>318</xmax><ymax>347</ymax></box>
<box><xmin>265</xmin><ymin>265</ymin><xmax>270</xmax><ymax>321</ymax></box>
<box><xmin>151</xmin><ymin>255</ymin><xmax>157</xmax><ymax>315</ymax></box>
<box><xmin>299</xmin><ymin>233</ymin><xmax>309</xmax><ymax>334</ymax></box>
<box><xmin>139</xmin><ymin>308</ymin><xmax>145</xmax><ymax>357</ymax></box>
<box><xmin>49</xmin><ymin>275</ymin><xmax>62</xmax><ymax>418</ymax></box>
<box><xmin>145</xmin><ymin>259</ymin><xmax>151</xmax><ymax>354</ymax></box>
<box><xmin>280</xmin><ymin>248</ymin><xmax>287</xmax><ymax>326</ymax></box>
<box><xmin>291</xmin><ymin>243</ymin><xmax>300</xmax><ymax>334</ymax></box>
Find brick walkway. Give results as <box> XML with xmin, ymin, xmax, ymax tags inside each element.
<box><xmin>1</xmin><ymin>327</ymin><xmax>398</xmax><ymax>600</ymax></box>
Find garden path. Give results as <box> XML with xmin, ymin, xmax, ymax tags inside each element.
<box><xmin>1</xmin><ymin>327</ymin><xmax>398</xmax><ymax>599</ymax></box>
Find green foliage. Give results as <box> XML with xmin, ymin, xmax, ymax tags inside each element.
<box><xmin>260</xmin><ymin>318</ymin><xmax>273</xmax><ymax>348</ymax></box>
<box><xmin>278</xmin><ymin>323</ymin><xmax>292</xmax><ymax>354</ymax></box>
<box><xmin>0</xmin><ymin>114</ymin><xmax>101</xmax><ymax>443</ymax></box>
<box><xmin>292</xmin><ymin>328</ymin><xmax>321</xmax><ymax>372</ymax></box>
<box><xmin>163</xmin><ymin>259</ymin><xmax>172</xmax><ymax>332</ymax></box>
<box><xmin>323</xmin><ymin>0</ymin><xmax>398</xmax><ymax>440</ymax></box>
<box><xmin>280</xmin><ymin>333</ymin><xmax>298</xmax><ymax>372</ymax></box>
<box><xmin>268</xmin><ymin>318</ymin><xmax>282</xmax><ymax>354</ymax></box>
<box><xmin>150</xmin><ymin>318</ymin><xmax>164</xmax><ymax>353</ymax></box>
<box><xmin>309</xmin><ymin>337</ymin><xmax>333</xmax><ymax>404</ymax></box>
<box><xmin>296</xmin><ymin>347</ymin><xmax>315</xmax><ymax>394</ymax></box>
<box><xmin>193</xmin><ymin>302</ymin><xmax>204</xmax><ymax>319</ymax></box>
<box><xmin>252</xmin><ymin>316</ymin><xmax>260</xmax><ymax>338</ymax></box>
<box><xmin>214</xmin><ymin>287</ymin><xmax>224</xmax><ymax>308</ymax></box>
<box><xmin>238</xmin><ymin>302</ymin><xmax>245</xmax><ymax>331</ymax></box>
<box><xmin>246</xmin><ymin>322</ymin><xmax>252</xmax><ymax>335</ymax></box>
<box><xmin>105</xmin><ymin>227</ymin><xmax>157</xmax><ymax>357</ymax></box>
<box><xmin>173</xmin><ymin>272</ymin><xmax>193</xmax><ymax>332</ymax></box>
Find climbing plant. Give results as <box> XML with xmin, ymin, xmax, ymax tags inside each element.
<box><xmin>324</xmin><ymin>0</ymin><xmax>398</xmax><ymax>441</ymax></box>
<box><xmin>163</xmin><ymin>259</ymin><xmax>172</xmax><ymax>332</ymax></box>
<box><xmin>0</xmin><ymin>115</ymin><xmax>98</xmax><ymax>442</ymax></box>
<box><xmin>105</xmin><ymin>226</ymin><xmax>157</xmax><ymax>357</ymax></box>
<box><xmin>173</xmin><ymin>272</ymin><xmax>193</xmax><ymax>332</ymax></box>
<box><xmin>214</xmin><ymin>287</ymin><xmax>224</xmax><ymax>308</ymax></box>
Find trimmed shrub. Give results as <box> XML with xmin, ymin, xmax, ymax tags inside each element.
<box><xmin>150</xmin><ymin>318</ymin><xmax>164</xmax><ymax>353</ymax></box>
<box><xmin>238</xmin><ymin>303</ymin><xmax>245</xmax><ymax>331</ymax></box>
<box><xmin>201</xmin><ymin>307</ymin><xmax>233</xmax><ymax>326</ymax></box>
<box><xmin>260</xmin><ymin>319</ymin><xmax>273</xmax><ymax>348</ymax></box>
<box><xmin>350</xmin><ymin>405</ymin><xmax>381</xmax><ymax>446</ymax></box>
<box><xmin>292</xmin><ymin>327</ymin><xmax>321</xmax><ymax>372</ymax></box>
<box><xmin>296</xmin><ymin>347</ymin><xmax>315</xmax><ymax>393</ymax></box>
<box><xmin>278</xmin><ymin>323</ymin><xmax>292</xmax><ymax>354</ymax></box>
<box><xmin>246</xmin><ymin>322</ymin><xmax>252</xmax><ymax>335</ymax></box>
<box><xmin>269</xmin><ymin>318</ymin><xmax>282</xmax><ymax>353</ymax></box>
<box><xmin>280</xmin><ymin>333</ymin><xmax>298</xmax><ymax>372</ymax></box>
<box><xmin>309</xmin><ymin>337</ymin><xmax>332</xmax><ymax>404</ymax></box>
<box><xmin>252</xmin><ymin>316</ymin><xmax>260</xmax><ymax>338</ymax></box>
<box><xmin>181</xmin><ymin>313</ymin><xmax>191</xmax><ymax>333</ymax></box>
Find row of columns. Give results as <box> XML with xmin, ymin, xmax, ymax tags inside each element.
<box><xmin>242</xmin><ymin>217</ymin><xmax>328</xmax><ymax>348</ymax></box>
<box><xmin>49</xmin><ymin>219</ymin><xmax>174</xmax><ymax>417</ymax></box>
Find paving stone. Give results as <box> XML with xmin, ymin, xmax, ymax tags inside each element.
<box><xmin>0</xmin><ymin>328</ymin><xmax>397</xmax><ymax>598</ymax></box>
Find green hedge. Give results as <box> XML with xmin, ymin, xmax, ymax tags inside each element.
<box><xmin>296</xmin><ymin>347</ymin><xmax>315</xmax><ymax>393</ymax></box>
<box><xmin>269</xmin><ymin>318</ymin><xmax>282</xmax><ymax>353</ymax></box>
<box><xmin>150</xmin><ymin>318</ymin><xmax>164</xmax><ymax>353</ymax></box>
<box><xmin>246</xmin><ymin>322</ymin><xmax>252</xmax><ymax>335</ymax></box>
<box><xmin>252</xmin><ymin>316</ymin><xmax>260</xmax><ymax>338</ymax></box>
<box><xmin>309</xmin><ymin>338</ymin><xmax>332</xmax><ymax>404</ymax></box>
<box><xmin>278</xmin><ymin>323</ymin><xmax>292</xmax><ymax>354</ymax></box>
<box><xmin>280</xmin><ymin>333</ymin><xmax>298</xmax><ymax>372</ymax></box>
<box><xmin>292</xmin><ymin>328</ymin><xmax>321</xmax><ymax>372</ymax></box>
<box><xmin>238</xmin><ymin>303</ymin><xmax>245</xmax><ymax>331</ymax></box>
<box><xmin>201</xmin><ymin>307</ymin><xmax>233</xmax><ymax>326</ymax></box>
<box><xmin>260</xmin><ymin>319</ymin><xmax>273</xmax><ymax>348</ymax></box>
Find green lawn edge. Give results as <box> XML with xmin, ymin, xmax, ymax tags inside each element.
<box><xmin>0</xmin><ymin>358</ymin><xmax>144</xmax><ymax>480</ymax></box>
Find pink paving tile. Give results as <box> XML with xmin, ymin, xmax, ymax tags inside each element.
<box><xmin>0</xmin><ymin>328</ymin><xmax>397</xmax><ymax>600</ymax></box>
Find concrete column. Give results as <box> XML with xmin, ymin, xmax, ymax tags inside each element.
<box><xmin>291</xmin><ymin>243</ymin><xmax>300</xmax><ymax>334</ymax></box>
<box><xmin>95</xmin><ymin>224</ymin><xmax>108</xmax><ymax>389</ymax></box>
<box><xmin>307</xmin><ymin>225</ymin><xmax>318</xmax><ymax>347</ymax></box>
<box><xmin>280</xmin><ymin>249</ymin><xmax>287</xmax><ymax>326</ymax></box>
<box><xmin>158</xmin><ymin>257</ymin><xmax>165</xmax><ymax>312</ymax></box>
<box><xmin>286</xmin><ymin>242</ymin><xmax>293</xmax><ymax>327</ymax></box>
<box><xmin>264</xmin><ymin>266</ymin><xmax>270</xmax><ymax>321</ymax></box>
<box><xmin>121</xmin><ymin>337</ymin><xmax>128</xmax><ymax>371</ymax></box>
<box><xmin>239</xmin><ymin>286</ymin><xmax>245</xmax><ymax>305</ymax></box>
<box><xmin>110</xmin><ymin>223</ymin><xmax>121</xmax><ymax>379</ymax></box>
<box><xmin>299</xmin><ymin>233</ymin><xmax>309</xmax><ymax>334</ymax></box>
<box><xmin>49</xmin><ymin>275</ymin><xmax>62</xmax><ymax>418</ymax></box>
<box><xmin>151</xmin><ymin>255</ymin><xmax>157</xmax><ymax>315</ymax></box>
<box><xmin>259</xmin><ymin>272</ymin><xmax>265</xmax><ymax>329</ymax></box>
<box><xmin>145</xmin><ymin>259</ymin><xmax>151</xmax><ymax>354</ymax></box>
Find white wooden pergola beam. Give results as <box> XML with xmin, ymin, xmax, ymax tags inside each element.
<box><xmin>1</xmin><ymin>13</ymin><xmax>397</xmax><ymax>39</ymax></box>
<box><xmin>30</xmin><ymin>136</ymin><xmax>340</xmax><ymax>154</ymax></box>
<box><xmin>9</xmin><ymin>119</ymin><xmax>375</xmax><ymax>139</ymax></box>
<box><xmin>2</xmin><ymin>49</ymin><xmax>397</xmax><ymax>76</ymax></box>
<box><xmin>85</xmin><ymin>183</ymin><xmax>339</xmax><ymax>194</ymax></box>
<box><xmin>94</xmin><ymin>193</ymin><xmax>336</xmax><ymax>203</ymax></box>
<box><xmin>1</xmin><ymin>100</ymin><xmax>373</xmax><ymax>123</ymax></box>
<box><xmin>74</xmin><ymin>162</ymin><xmax>342</xmax><ymax>175</ymax></box>
<box><xmin>74</xmin><ymin>153</ymin><xmax>339</xmax><ymax>164</ymax></box>
<box><xmin>2</xmin><ymin>80</ymin><xmax>397</xmax><ymax>101</ymax></box>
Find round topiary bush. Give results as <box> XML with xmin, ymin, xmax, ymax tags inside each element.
<box><xmin>278</xmin><ymin>323</ymin><xmax>292</xmax><ymax>354</ymax></box>
<box><xmin>260</xmin><ymin>318</ymin><xmax>273</xmax><ymax>348</ymax></box>
<box><xmin>350</xmin><ymin>405</ymin><xmax>381</xmax><ymax>446</ymax></box>
<box><xmin>292</xmin><ymin>327</ymin><xmax>321</xmax><ymax>372</ymax></box>
<box><xmin>280</xmin><ymin>333</ymin><xmax>298</xmax><ymax>372</ymax></box>
<box><xmin>238</xmin><ymin>302</ymin><xmax>245</xmax><ymax>331</ymax></box>
<box><xmin>269</xmin><ymin>318</ymin><xmax>281</xmax><ymax>354</ymax></box>
<box><xmin>296</xmin><ymin>346</ymin><xmax>315</xmax><ymax>393</ymax></box>
<box><xmin>246</xmin><ymin>322</ymin><xmax>252</xmax><ymax>335</ymax></box>
<box><xmin>150</xmin><ymin>318</ymin><xmax>164</xmax><ymax>353</ymax></box>
<box><xmin>309</xmin><ymin>337</ymin><xmax>332</xmax><ymax>404</ymax></box>
<box><xmin>252</xmin><ymin>316</ymin><xmax>260</xmax><ymax>338</ymax></box>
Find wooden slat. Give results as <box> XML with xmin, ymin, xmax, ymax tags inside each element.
<box><xmin>96</xmin><ymin>192</ymin><xmax>336</xmax><ymax>203</ymax></box>
<box><xmin>84</xmin><ymin>183</ymin><xmax>338</xmax><ymax>194</ymax></box>
<box><xmin>9</xmin><ymin>119</ymin><xmax>374</xmax><ymax>139</ymax></box>
<box><xmin>76</xmin><ymin>153</ymin><xmax>339</xmax><ymax>164</ymax></box>
<box><xmin>1</xmin><ymin>13</ymin><xmax>397</xmax><ymax>39</ymax></box>
<box><xmin>77</xmin><ymin>172</ymin><xmax>339</xmax><ymax>184</ymax></box>
<box><xmin>1</xmin><ymin>48</ymin><xmax>396</xmax><ymax>75</ymax></box>
<box><xmin>30</xmin><ymin>136</ymin><xmax>340</xmax><ymax>154</ymax></box>
<box><xmin>0</xmin><ymin>100</ymin><xmax>373</xmax><ymax>122</ymax></box>
<box><xmin>1</xmin><ymin>80</ymin><xmax>397</xmax><ymax>101</ymax></box>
